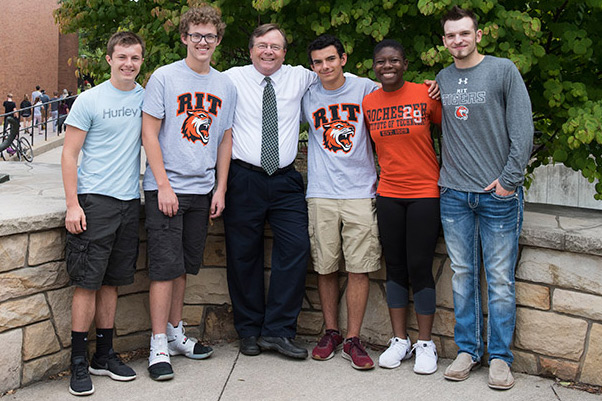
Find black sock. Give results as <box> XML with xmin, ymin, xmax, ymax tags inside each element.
<box><xmin>95</xmin><ymin>328</ymin><xmax>114</xmax><ymax>357</ymax></box>
<box><xmin>71</xmin><ymin>331</ymin><xmax>88</xmax><ymax>360</ymax></box>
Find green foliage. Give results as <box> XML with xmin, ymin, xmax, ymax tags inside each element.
<box><xmin>55</xmin><ymin>0</ymin><xmax>602</xmax><ymax>199</ymax></box>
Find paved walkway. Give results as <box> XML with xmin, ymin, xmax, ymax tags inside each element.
<box><xmin>3</xmin><ymin>341</ymin><xmax>599</xmax><ymax>401</ymax></box>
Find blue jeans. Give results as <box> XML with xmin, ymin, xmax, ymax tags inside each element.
<box><xmin>440</xmin><ymin>187</ymin><xmax>523</xmax><ymax>365</ymax></box>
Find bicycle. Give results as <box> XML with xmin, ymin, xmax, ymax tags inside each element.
<box><xmin>0</xmin><ymin>116</ymin><xmax>34</xmax><ymax>162</ymax></box>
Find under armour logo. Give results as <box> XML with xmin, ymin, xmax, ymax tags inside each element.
<box><xmin>458</xmin><ymin>78</ymin><xmax>468</xmax><ymax>84</ymax></box>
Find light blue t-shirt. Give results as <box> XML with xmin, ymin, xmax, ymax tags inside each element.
<box><xmin>301</xmin><ymin>76</ymin><xmax>378</xmax><ymax>199</ymax></box>
<box><xmin>142</xmin><ymin>60</ymin><xmax>237</xmax><ymax>194</ymax></box>
<box><xmin>65</xmin><ymin>80</ymin><xmax>144</xmax><ymax>200</ymax></box>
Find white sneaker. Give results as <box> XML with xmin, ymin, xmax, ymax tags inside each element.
<box><xmin>167</xmin><ymin>321</ymin><xmax>213</xmax><ymax>359</ymax></box>
<box><xmin>379</xmin><ymin>336</ymin><xmax>412</xmax><ymax>369</ymax></box>
<box><xmin>148</xmin><ymin>333</ymin><xmax>173</xmax><ymax>381</ymax></box>
<box><xmin>412</xmin><ymin>340</ymin><xmax>438</xmax><ymax>374</ymax></box>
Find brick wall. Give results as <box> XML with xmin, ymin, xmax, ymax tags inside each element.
<box><xmin>0</xmin><ymin>0</ymin><xmax>77</xmax><ymax>105</ymax></box>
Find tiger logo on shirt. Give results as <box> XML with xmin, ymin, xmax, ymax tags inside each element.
<box><xmin>181</xmin><ymin>109</ymin><xmax>212</xmax><ymax>145</ymax></box>
<box><xmin>322</xmin><ymin>120</ymin><xmax>355</xmax><ymax>153</ymax></box>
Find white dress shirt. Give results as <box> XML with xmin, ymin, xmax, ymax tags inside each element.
<box><xmin>224</xmin><ymin>64</ymin><xmax>317</xmax><ymax>168</ymax></box>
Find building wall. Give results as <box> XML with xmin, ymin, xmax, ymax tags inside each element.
<box><xmin>0</xmin><ymin>0</ymin><xmax>77</xmax><ymax>105</ymax></box>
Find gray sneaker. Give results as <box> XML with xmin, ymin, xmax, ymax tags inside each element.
<box><xmin>444</xmin><ymin>352</ymin><xmax>479</xmax><ymax>381</ymax></box>
<box><xmin>488</xmin><ymin>359</ymin><xmax>515</xmax><ymax>390</ymax></box>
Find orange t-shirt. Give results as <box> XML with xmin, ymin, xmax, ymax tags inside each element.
<box><xmin>363</xmin><ymin>82</ymin><xmax>442</xmax><ymax>198</ymax></box>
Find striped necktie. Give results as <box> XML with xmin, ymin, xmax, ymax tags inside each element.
<box><xmin>261</xmin><ymin>76</ymin><xmax>279</xmax><ymax>175</ymax></box>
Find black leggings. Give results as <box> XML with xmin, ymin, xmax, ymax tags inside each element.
<box><xmin>376</xmin><ymin>196</ymin><xmax>440</xmax><ymax>315</ymax></box>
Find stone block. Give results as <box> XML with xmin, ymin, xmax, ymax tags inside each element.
<box><xmin>23</xmin><ymin>320</ymin><xmax>61</xmax><ymax>360</ymax></box>
<box><xmin>0</xmin><ymin>293</ymin><xmax>50</xmax><ymax>333</ymax></box>
<box><xmin>182</xmin><ymin>305</ymin><xmax>205</xmax><ymax>326</ymax></box>
<box><xmin>118</xmin><ymin>270</ymin><xmax>150</xmax><ymax>296</ymax></box>
<box><xmin>340</xmin><ymin>282</ymin><xmax>390</xmax><ymax>345</ymax></box>
<box><xmin>136</xmin><ymin>241</ymin><xmax>147</xmax><ymax>271</ymax></box>
<box><xmin>264</xmin><ymin>270</ymin><xmax>271</xmax><ymax>297</ymax></box>
<box><xmin>432</xmin><ymin>255</ymin><xmax>445</xmax><ymax>278</ymax></box>
<box><xmin>207</xmin><ymin>217</ymin><xmax>224</xmax><ymax>235</ymax></box>
<box><xmin>184</xmin><ymin>268</ymin><xmax>230</xmax><ymax>305</ymax></box>
<box><xmin>297</xmin><ymin>310</ymin><xmax>323</xmax><ymax>336</ymax></box>
<box><xmin>22</xmin><ymin>349</ymin><xmax>70</xmax><ymax>386</ymax></box>
<box><xmin>539</xmin><ymin>356</ymin><xmax>579</xmax><ymax>381</ymax></box>
<box><xmin>514</xmin><ymin>308</ymin><xmax>587</xmax><ymax>361</ymax></box>
<box><xmin>519</xmin><ymin>212</ymin><xmax>565</xmax><ymax>249</ymax></box>
<box><xmin>435</xmin><ymin>259</ymin><xmax>454</xmax><ymax>309</ymax></box>
<box><xmin>0</xmin><ymin>261</ymin><xmax>69</xmax><ymax>302</ymax></box>
<box><xmin>435</xmin><ymin>237</ymin><xmax>447</xmax><ymax>255</ymax></box>
<box><xmin>203</xmin><ymin>235</ymin><xmax>227</xmax><ymax>267</ymax></box>
<box><xmin>302</xmin><ymin>297</ymin><xmax>310</xmax><ymax>309</ymax></box>
<box><xmin>114</xmin><ymin>293</ymin><xmax>151</xmax><ymax>336</ymax></box>
<box><xmin>202</xmin><ymin>305</ymin><xmax>237</xmax><ymax>342</ymax></box>
<box><xmin>46</xmin><ymin>286</ymin><xmax>75</xmax><ymax>347</ymax></box>
<box><xmin>28</xmin><ymin>228</ymin><xmax>65</xmax><ymax>266</ymax></box>
<box><xmin>0</xmin><ymin>233</ymin><xmax>27</xmax><ymax>272</ymax></box>
<box><xmin>439</xmin><ymin>336</ymin><xmax>459</xmax><ymax>359</ymax></box>
<box><xmin>113</xmin><ymin>333</ymin><xmax>150</xmax><ymax>353</ymax></box>
<box><xmin>432</xmin><ymin>308</ymin><xmax>455</xmax><ymax>337</ymax></box>
<box><xmin>553</xmin><ymin>289</ymin><xmax>602</xmax><ymax>321</ymax></box>
<box><xmin>515</xmin><ymin>282</ymin><xmax>550</xmax><ymax>310</ymax></box>
<box><xmin>138</xmin><ymin>220</ymin><xmax>146</xmax><ymax>241</ymax></box>
<box><xmin>406</xmin><ymin>304</ymin><xmax>418</xmax><ymax>331</ymax></box>
<box><xmin>517</xmin><ymin>248</ymin><xmax>602</xmax><ymax>295</ymax></box>
<box><xmin>512</xmin><ymin>350</ymin><xmax>538</xmax><ymax>375</ymax></box>
<box><xmin>305</xmin><ymin>273</ymin><xmax>318</xmax><ymax>289</ymax></box>
<box><xmin>0</xmin><ymin>329</ymin><xmax>22</xmax><ymax>394</ymax></box>
<box><xmin>264</xmin><ymin>238</ymin><xmax>273</xmax><ymax>268</ymax></box>
<box><xmin>581</xmin><ymin>323</ymin><xmax>602</xmax><ymax>386</ymax></box>
<box><xmin>368</xmin><ymin>259</ymin><xmax>387</xmax><ymax>281</ymax></box>
<box><xmin>305</xmin><ymin>288</ymin><xmax>321</xmax><ymax>310</ymax></box>
<box><xmin>184</xmin><ymin>326</ymin><xmax>201</xmax><ymax>341</ymax></box>
<box><xmin>559</xmin><ymin>215</ymin><xmax>602</xmax><ymax>256</ymax></box>
<box><xmin>565</xmin><ymin>229</ymin><xmax>602</xmax><ymax>257</ymax></box>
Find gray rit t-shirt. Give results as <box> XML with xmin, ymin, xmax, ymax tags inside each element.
<box><xmin>301</xmin><ymin>76</ymin><xmax>378</xmax><ymax>199</ymax></box>
<box><xmin>143</xmin><ymin>60</ymin><xmax>237</xmax><ymax>194</ymax></box>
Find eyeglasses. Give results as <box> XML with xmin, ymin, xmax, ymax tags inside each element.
<box><xmin>254</xmin><ymin>43</ymin><xmax>284</xmax><ymax>51</ymax></box>
<box><xmin>187</xmin><ymin>33</ymin><xmax>218</xmax><ymax>44</ymax></box>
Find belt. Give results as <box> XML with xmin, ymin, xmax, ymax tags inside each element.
<box><xmin>233</xmin><ymin>159</ymin><xmax>295</xmax><ymax>175</ymax></box>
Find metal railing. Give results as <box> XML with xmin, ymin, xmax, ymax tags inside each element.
<box><xmin>1</xmin><ymin>95</ymin><xmax>78</xmax><ymax>148</ymax></box>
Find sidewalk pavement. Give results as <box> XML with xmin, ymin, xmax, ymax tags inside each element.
<box><xmin>3</xmin><ymin>341</ymin><xmax>598</xmax><ymax>401</ymax></box>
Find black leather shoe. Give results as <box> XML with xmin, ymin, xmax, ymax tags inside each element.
<box><xmin>240</xmin><ymin>336</ymin><xmax>261</xmax><ymax>356</ymax></box>
<box><xmin>257</xmin><ymin>336</ymin><xmax>308</xmax><ymax>359</ymax></box>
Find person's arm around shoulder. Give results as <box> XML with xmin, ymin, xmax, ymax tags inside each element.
<box><xmin>61</xmin><ymin>126</ymin><xmax>87</xmax><ymax>234</ymax></box>
<box><xmin>210</xmin><ymin>128</ymin><xmax>232</xmax><ymax>219</ymax></box>
<box><xmin>141</xmin><ymin>112</ymin><xmax>178</xmax><ymax>217</ymax></box>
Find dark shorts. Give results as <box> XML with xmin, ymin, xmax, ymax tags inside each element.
<box><xmin>65</xmin><ymin>194</ymin><xmax>140</xmax><ymax>290</ymax></box>
<box><xmin>145</xmin><ymin>191</ymin><xmax>211</xmax><ymax>281</ymax></box>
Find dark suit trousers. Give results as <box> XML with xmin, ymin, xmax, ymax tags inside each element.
<box><xmin>223</xmin><ymin>162</ymin><xmax>309</xmax><ymax>338</ymax></box>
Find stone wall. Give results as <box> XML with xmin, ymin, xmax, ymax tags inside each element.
<box><xmin>1</xmin><ymin>208</ymin><xmax>602</xmax><ymax>393</ymax></box>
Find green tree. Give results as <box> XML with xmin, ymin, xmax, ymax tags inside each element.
<box><xmin>55</xmin><ymin>0</ymin><xmax>602</xmax><ymax>199</ymax></box>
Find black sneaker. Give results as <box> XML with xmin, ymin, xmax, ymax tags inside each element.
<box><xmin>69</xmin><ymin>356</ymin><xmax>94</xmax><ymax>396</ymax></box>
<box><xmin>89</xmin><ymin>349</ymin><xmax>136</xmax><ymax>381</ymax></box>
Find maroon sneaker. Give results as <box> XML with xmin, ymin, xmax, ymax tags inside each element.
<box><xmin>311</xmin><ymin>329</ymin><xmax>343</xmax><ymax>360</ymax></box>
<box><xmin>342</xmin><ymin>337</ymin><xmax>374</xmax><ymax>370</ymax></box>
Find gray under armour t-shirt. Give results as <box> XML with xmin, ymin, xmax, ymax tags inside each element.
<box><xmin>143</xmin><ymin>60</ymin><xmax>237</xmax><ymax>194</ymax></box>
<box><xmin>301</xmin><ymin>76</ymin><xmax>378</xmax><ymax>199</ymax></box>
<box><xmin>436</xmin><ymin>55</ymin><xmax>533</xmax><ymax>192</ymax></box>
